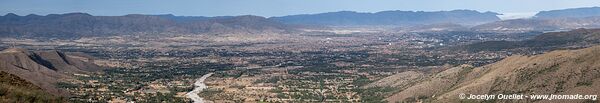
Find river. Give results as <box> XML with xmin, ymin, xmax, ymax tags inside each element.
<box><xmin>186</xmin><ymin>73</ymin><xmax>214</xmax><ymax>103</ymax></box>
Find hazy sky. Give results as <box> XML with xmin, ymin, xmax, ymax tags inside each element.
<box><xmin>1</xmin><ymin>0</ymin><xmax>599</xmax><ymax>17</ymax></box>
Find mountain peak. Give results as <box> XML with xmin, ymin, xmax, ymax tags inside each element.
<box><xmin>233</xmin><ymin>15</ymin><xmax>267</xmax><ymax>19</ymax></box>
<box><xmin>46</xmin><ymin>12</ymin><xmax>92</xmax><ymax>17</ymax></box>
<box><xmin>1</xmin><ymin>48</ymin><xmax>28</xmax><ymax>53</ymax></box>
<box><xmin>4</xmin><ymin>13</ymin><xmax>19</xmax><ymax>17</ymax></box>
<box><xmin>62</xmin><ymin>12</ymin><xmax>92</xmax><ymax>16</ymax></box>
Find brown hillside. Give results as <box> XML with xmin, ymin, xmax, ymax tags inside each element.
<box><xmin>0</xmin><ymin>71</ymin><xmax>65</xmax><ymax>103</ymax></box>
<box><xmin>385</xmin><ymin>46</ymin><xmax>600</xmax><ymax>103</ymax></box>
<box><xmin>0</xmin><ymin>48</ymin><xmax>103</xmax><ymax>96</ymax></box>
<box><xmin>363</xmin><ymin>71</ymin><xmax>426</xmax><ymax>89</ymax></box>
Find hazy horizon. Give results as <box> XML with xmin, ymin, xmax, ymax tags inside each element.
<box><xmin>1</xmin><ymin>0</ymin><xmax>599</xmax><ymax>17</ymax></box>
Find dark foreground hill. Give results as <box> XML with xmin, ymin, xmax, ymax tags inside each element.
<box><xmin>0</xmin><ymin>48</ymin><xmax>103</xmax><ymax>96</ymax></box>
<box><xmin>472</xmin><ymin>17</ymin><xmax>600</xmax><ymax>31</ymax></box>
<box><xmin>462</xmin><ymin>28</ymin><xmax>600</xmax><ymax>52</ymax></box>
<box><xmin>375</xmin><ymin>45</ymin><xmax>600</xmax><ymax>102</ymax></box>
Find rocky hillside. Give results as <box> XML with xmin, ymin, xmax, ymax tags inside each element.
<box><xmin>0</xmin><ymin>13</ymin><xmax>293</xmax><ymax>38</ymax></box>
<box><xmin>0</xmin><ymin>48</ymin><xmax>103</xmax><ymax>96</ymax></box>
<box><xmin>376</xmin><ymin>46</ymin><xmax>600</xmax><ymax>103</ymax></box>
<box><xmin>0</xmin><ymin>71</ymin><xmax>66</xmax><ymax>102</ymax></box>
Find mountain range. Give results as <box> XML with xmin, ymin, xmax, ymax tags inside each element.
<box><xmin>270</xmin><ymin>10</ymin><xmax>500</xmax><ymax>26</ymax></box>
<box><xmin>3</xmin><ymin>7</ymin><xmax>600</xmax><ymax>38</ymax></box>
<box><xmin>534</xmin><ymin>7</ymin><xmax>600</xmax><ymax>19</ymax></box>
<box><xmin>472</xmin><ymin>7</ymin><xmax>600</xmax><ymax>31</ymax></box>
<box><xmin>0</xmin><ymin>13</ymin><xmax>292</xmax><ymax>38</ymax></box>
<box><xmin>0</xmin><ymin>10</ymin><xmax>502</xmax><ymax>38</ymax></box>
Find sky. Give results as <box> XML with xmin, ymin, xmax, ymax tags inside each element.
<box><xmin>0</xmin><ymin>0</ymin><xmax>599</xmax><ymax>17</ymax></box>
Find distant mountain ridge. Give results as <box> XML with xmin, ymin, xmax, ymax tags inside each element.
<box><xmin>4</xmin><ymin>7</ymin><xmax>600</xmax><ymax>38</ymax></box>
<box><xmin>472</xmin><ymin>7</ymin><xmax>600</xmax><ymax>32</ymax></box>
<box><xmin>535</xmin><ymin>7</ymin><xmax>600</xmax><ymax>19</ymax></box>
<box><xmin>0</xmin><ymin>13</ymin><xmax>292</xmax><ymax>38</ymax></box>
<box><xmin>270</xmin><ymin>10</ymin><xmax>501</xmax><ymax>26</ymax></box>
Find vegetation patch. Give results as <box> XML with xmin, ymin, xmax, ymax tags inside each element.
<box><xmin>576</xmin><ymin>81</ymin><xmax>593</xmax><ymax>86</ymax></box>
<box><xmin>0</xmin><ymin>71</ymin><xmax>66</xmax><ymax>103</ymax></box>
<box><xmin>354</xmin><ymin>87</ymin><xmax>396</xmax><ymax>103</ymax></box>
